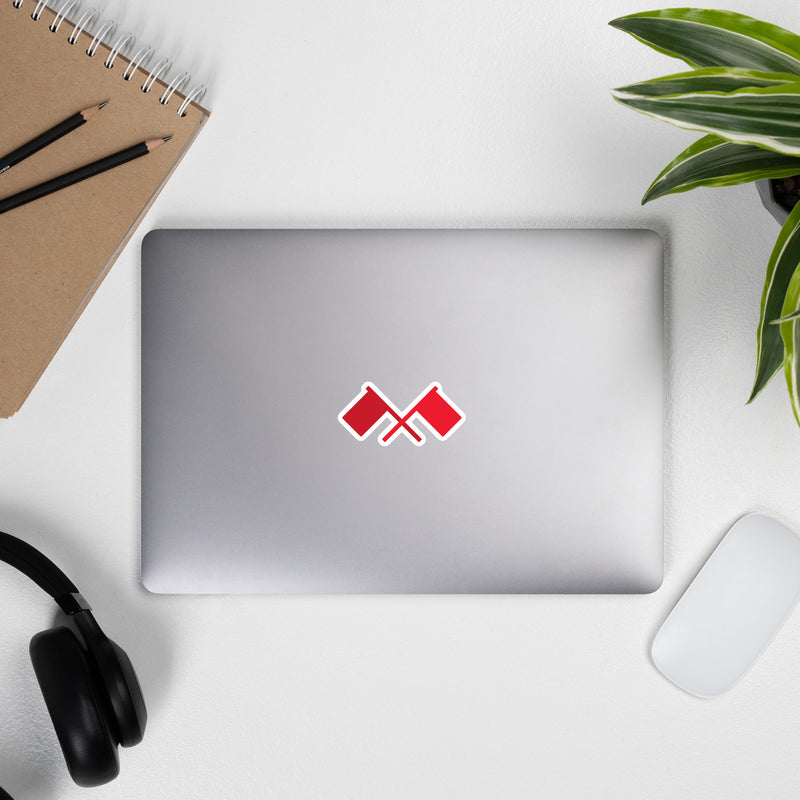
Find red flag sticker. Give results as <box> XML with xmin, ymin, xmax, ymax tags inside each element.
<box><xmin>338</xmin><ymin>382</ymin><xmax>465</xmax><ymax>446</ymax></box>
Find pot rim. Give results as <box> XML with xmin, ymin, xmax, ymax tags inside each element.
<box><xmin>757</xmin><ymin>178</ymin><xmax>791</xmax><ymax>225</ymax></box>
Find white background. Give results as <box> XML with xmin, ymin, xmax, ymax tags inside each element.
<box><xmin>2</xmin><ymin>0</ymin><xmax>800</xmax><ymax>797</ymax></box>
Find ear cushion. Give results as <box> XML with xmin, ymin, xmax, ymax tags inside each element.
<box><xmin>106</xmin><ymin>639</ymin><xmax>147</xmax><ymax>747</ymax></box>
<box><xmin>29</xmin><ymin>627</ymin><xmax>120</xmax><ymax>787</ymax></box>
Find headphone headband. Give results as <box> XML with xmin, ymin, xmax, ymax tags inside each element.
<box><xmin>0</xmin><ymin>531</ymin><xmax>91</xmax><ymax>614</ymax></box>
<box><xmin>0</xmin><ymin>529</ymin><xmax>145</xmax><ymax>792</ymax></box>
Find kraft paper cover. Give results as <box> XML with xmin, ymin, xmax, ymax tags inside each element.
<box><xmin>0</xmin><ymin>2</ymin><xmax>210</xmax><ymax>416</ymax></box>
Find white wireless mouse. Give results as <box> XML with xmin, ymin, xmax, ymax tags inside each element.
<box><xmin>652</xmin><ymin>514</ymin><xmax>800</xmax><ymax>697</ymax></box>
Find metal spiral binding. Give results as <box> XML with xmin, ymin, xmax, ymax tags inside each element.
<box><xmin>49</xmin><ymin>0</ymin><xmax>78</xmax><ymax>30</ymax></box>
<box><xmin>13</xmin><ymin>0</ymin><xmax>208</xmax><ymax>115</ymax></box>
<box><xmin>123</xmin><ymin>44</ymin><xmax>154</xmax><ymax>81</ymax></box>
<box><xmin>85</xmin><ymin>18</ymin><xmax>116</xmax><ymax>57</ymax></box>
<box><xmin>104</xmin><ymin>31</ymin><xmax>135</xmax><ymax>68</ymax></box>
<box><xmin>68</xmin><ymin>7</ymin><xmax>98</xmax><ymax>43</ymax></box>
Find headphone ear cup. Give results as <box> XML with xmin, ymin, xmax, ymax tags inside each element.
<box><xmin>106</xmin><ymin>639</ymin><xmax>147</xmax><ymax>747</ymax></box>
<box><xmin>29</xmin><ymin>627</ymin><xmax>120</xmax><ymax>787</ymax></box>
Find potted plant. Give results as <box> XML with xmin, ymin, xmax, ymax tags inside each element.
<box><xmin>610</xmin><ymin>8</ymin><xmax>800</xmax><ymax>428</ymax></box>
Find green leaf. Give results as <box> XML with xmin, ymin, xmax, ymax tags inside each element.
<box><xmin>750</xmin><ymin>200</ymin><xmax>800</xmax><ymax>402</ymax></box>
<box><xmin>613</xmin><ymin>75</ymin><xmax>800</xmax><ymax>156</ymax></box>
<box><xmin>772</xmin><ymin>309</ymin><xmax>800</xmax><ymax>323</ymax></box>
<box><xmin>778</xmin><ymin>267</ymin><xmax>800</xmax><ymax>425</ymax></box>
<box><xmin>642</xmin><ymin>134</ymin><xmax>800</xmax><ymax>203</ymax></box>
<box><xmin>609</xmin><ymin>9</ymin><xmax>800</xmax><ymax>75</ymax></box>
<box><xmin>615</xmin><ymin>66</ymin><xmax>799</xmax><ymax>97</ymax></box>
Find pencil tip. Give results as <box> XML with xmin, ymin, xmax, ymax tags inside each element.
<box><xmin>145</xmin><ymin>136</ymin><xmax>173</xmax><ymax>151</ymax></box>
<box><xmin>81</xmin><ymin>101</ymin><xmax>109</xmax><ymax>120</ymax></box>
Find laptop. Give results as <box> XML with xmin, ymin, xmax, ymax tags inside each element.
<box><xmin>141</xmin><ymin>229</ymin><xmax>663</xmax><ymax>594</ymax></box>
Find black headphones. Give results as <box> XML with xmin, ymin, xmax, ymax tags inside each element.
<box><xmin>0</xmin><ymin>531</ymin><xmax>146</xmax><ymax>795</ymax></box>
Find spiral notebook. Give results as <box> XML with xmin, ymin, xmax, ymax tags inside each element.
<box><xmin>0</xmin><ymin>0</ymin><xmax>210</xmax><ymax>418</ymax></box>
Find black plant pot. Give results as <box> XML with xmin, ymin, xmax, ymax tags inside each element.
<box><xmin>757</xmin><ymin>176</ymin><xmax>800</xmax><ymax>225</ymax></box>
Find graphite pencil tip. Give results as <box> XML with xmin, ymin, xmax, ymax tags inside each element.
<box><xmin>145</xmin><ymin>137</ymin><xmax>173</xmax><ymax>151</ymax></box>
<box><xmin>81</xmin><ymin>100</ymin><xmax>110</xmax><ymax>120</ymax></box>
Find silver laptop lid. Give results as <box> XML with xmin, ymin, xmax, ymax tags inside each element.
<box><xmin>141</xmin><ymin>229</ymin><xmax>663</xmax><ymax>593</ymax></box>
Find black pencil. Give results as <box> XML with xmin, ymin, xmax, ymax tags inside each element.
<box><xmin>0</xmin><ymin>101</ymin><xmax>109</xmax><ymax>175</ymax></box>
<box><xmin>0</xmin><ymin>137</ymin><xmax>172</xmax><ymax>215</ymax></box>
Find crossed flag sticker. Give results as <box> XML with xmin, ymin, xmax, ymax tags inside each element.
<box><xmin>338</xmin><ymin>382</ymin><xmax>465</xmax><ymax>446</ymax></box>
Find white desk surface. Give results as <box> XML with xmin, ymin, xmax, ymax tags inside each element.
<box><xmin>2</xmin><ymin>0</ymin><xmax>800</xmax><ymax>797</ymax></box>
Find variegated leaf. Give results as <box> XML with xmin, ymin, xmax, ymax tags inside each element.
<box><xmin>614</xmin><ymin>78</ymin><xmax>800</xmax><ymax>156</ymax></box>
<box><xmin>772</xmin><ymin>309</ymin><xmax>800</xmax><ymax>323</ymax></box>
<box><xmin>609</xmin><ymin>9</ymin><xmax>800</xmax><ymax>75</ymax></box>
<box><xmin>615</xmin><ymin>66</ymin><xmax>799</xmax><ymax>97</ymax></box>
<box><xmin>778</xmin><ymin>268</ymin><xmax>800</xmax><ymax>425</ymax></box>
<box><xmin>750</xmin><ymin>201</ymin><xmax>800</xmax><ymax>402</ymax></box>
<box><xmin>643</xmin><ymin>134</ymin><xmax>800</xmax><ymax>204</ymax></box>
